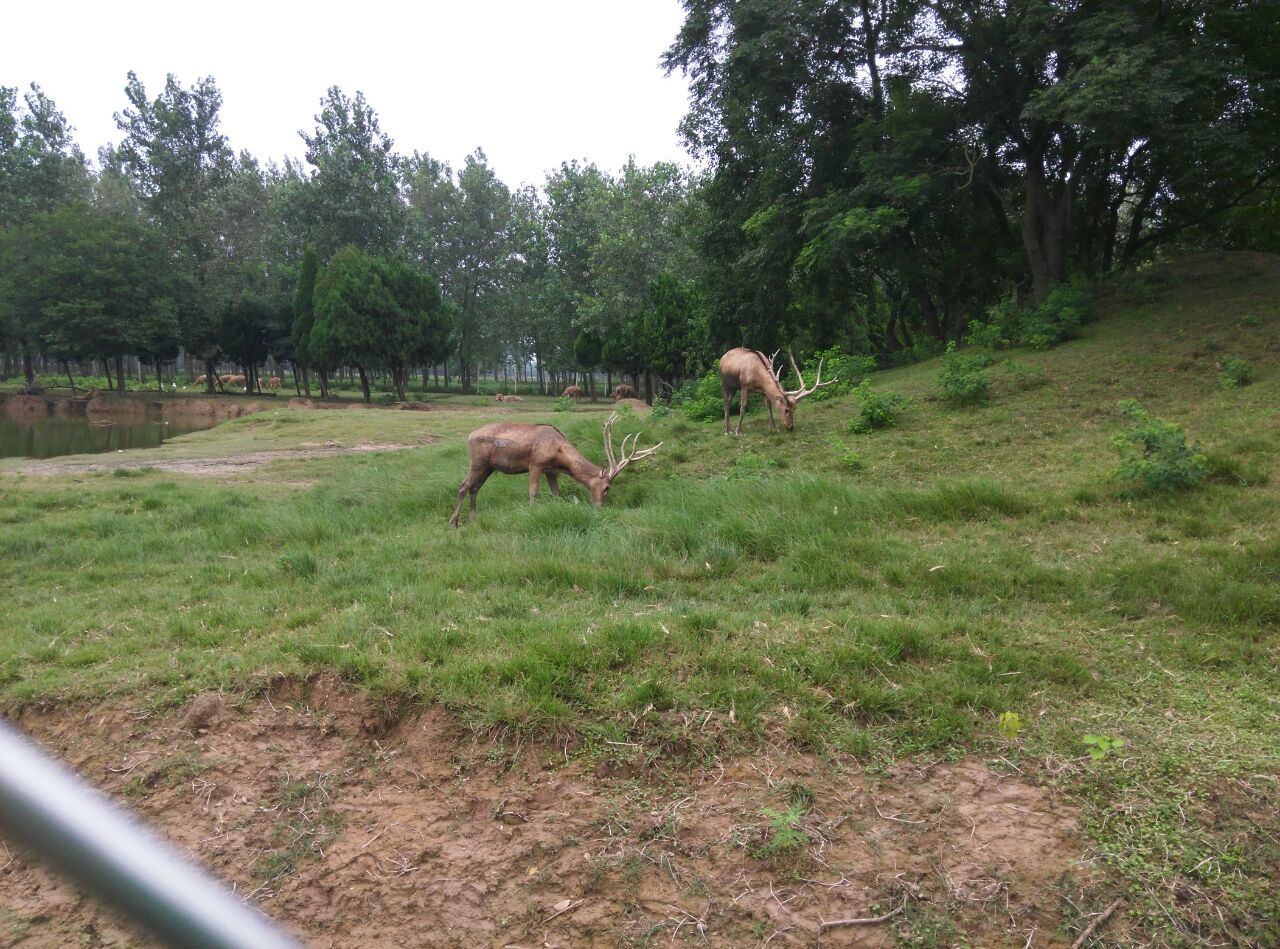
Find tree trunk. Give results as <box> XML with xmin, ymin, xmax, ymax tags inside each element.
<box><xmin>65</xmin><ymin>362</ymin><xmax>78</xmax><ymax>395</ymax></box>
<box><xmin>358</xmin><ymin>366</ymin><xmax>371</xmax><ymax>403</ymax></box>
<box><xmin>114</xmin><ymin>355</ymin><xmax>126</xmax><ymax>394</ymax></box>
<box><xmin>22</xmin><ymin>348</ymin><xmax>36</xmax><ymax>390</ymax></box>
<box><xmin>1021</xmin><ymin>153</ymin><xmax>1073</xmax><ymax>303</ymax></box>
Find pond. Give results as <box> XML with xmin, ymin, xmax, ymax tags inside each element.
<box><xmin>0</xmin><ymin>414</ymin><xmax>220</xmax><ymax>460</ymax></box>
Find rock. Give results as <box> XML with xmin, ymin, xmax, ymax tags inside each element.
<box><xmin>181</xmin><ymin>692</ymin><xmax>223</xmax><ymax>733</ymax></box>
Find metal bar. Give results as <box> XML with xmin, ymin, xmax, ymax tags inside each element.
<box><xmin>0</xmin><ymin>718</ymin><xmax>298</xmax><ymax>949</ymax></box>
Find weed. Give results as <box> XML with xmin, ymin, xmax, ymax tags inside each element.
<box><xmin>1113</xmin><ymin>399</ymin><xmax>1207</xmax><ymax>492</ymax></box>
<box><xmin>849</xmin><ymin>380</ymin><xmax>907</xmax><ymax>432</ymax></box>
<box><xmin>997</xmin><ymin>711</ymin><xmax>1023</xmax><ymax>741</ymax></box>
<box><xmin>1218</xmin><ymin>355</ymin><xmax>1255</xmax><ymax>389</ymax></box>
<box><xmin>937</xmin><ymin>343</ymin><xmax>991</xmax><ymax>405</ymax></box>
<box><xmin>756</xmin><ymin>803</ymin><xmax>808</xmax><ymax>857</ymax></box>
<box><xmin>1082</xmin><ymin>734</ymin><xmax>1125</xmax><ymax>761</ymax></box>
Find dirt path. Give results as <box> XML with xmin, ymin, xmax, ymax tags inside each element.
<box><xmin>9</xmin><ymin>441</ymin><xmax>428</xmax><ymax>478</ymax></box>
<box><xmin>1</xmin><ymin>681</ymin><xmax>1097</xmax><ymax>947</ymax></box>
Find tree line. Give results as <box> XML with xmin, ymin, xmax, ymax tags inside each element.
<box><xmin>2</xmin><ymin>2</ymin><xmax>1274</xmax><ymax>399</ymax></box>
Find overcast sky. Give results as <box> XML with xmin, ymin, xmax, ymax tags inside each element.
<box><xmin>5</xmin><ymin>0</ymin><xmax>695</xmax><ymax>188</ymax></box>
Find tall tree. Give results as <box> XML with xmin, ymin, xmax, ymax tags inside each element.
<box><xmin>299</xmin><ymin>87</ymin><xmax>405</xmax><ymax>259</ymax></box>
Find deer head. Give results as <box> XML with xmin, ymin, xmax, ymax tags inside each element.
<box><xmin>589</xmin><ymin>412</ymin><xmax>663</xmax><ymax>505</ymax></box>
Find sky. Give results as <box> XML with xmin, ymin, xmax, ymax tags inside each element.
<box><xmin>5</xmin><ymin>0</ymin><xmax>696</xmax><ymax>188</ymax></box>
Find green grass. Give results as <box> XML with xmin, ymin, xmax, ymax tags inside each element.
<box><xmin>1</xmin><ymin>252</ymin><xmax>1278</xmax><ymax>943</ymax></box>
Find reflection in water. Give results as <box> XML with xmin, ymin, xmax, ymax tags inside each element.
<box><xmin>0</xmin><ymin>415</ymin><xmax>218</xmax><ymax>459</ymax></box>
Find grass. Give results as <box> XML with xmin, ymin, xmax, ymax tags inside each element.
<box><xmin>1</xmin><ymin>252</ymin><xmax>1278</xmax><ymax>943</ymax></box>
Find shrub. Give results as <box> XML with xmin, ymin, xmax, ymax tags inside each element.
<box><xmin>966</xmin><ymin>299</ymin><xmax>1021</xmax><ymax>350</ymax></box>
<box><xmin>849</xmin><ymin>380</ymin><xmax>907</xmax><ymax>433</ymax></box>
<box><xmin>1113</xmin><ymin>399</ymin><xmax>1206</xmax><ymax>492</ymax></box>
<box><xmin>1218</xmin><ymin>356</ymin><xmax>1255</xmax><ymax>389</ymax></box>
<box><xmin>825</xmin><ymin>436</ymin><xmax>864</xmax><ymax>471</ymax></box>
<box><xmin>938</xmin><ymin>343</ymin><xmax>991</xmax><ymax>405</ymax></box>
<box><xmin>675</xmin><ymin>369</ymin><xmax>727</xmax><ymax>422</ymax></box>
<box><xmin>1022</xmin><ymin>281</ymin><xmax>1091</xmax><ymax>350</ymax></box>
<box><xmin>795</xmin><ymin>347</ymin><xmax>876</xmax><ymax>401</ymax></box>
<box><xmin>553</xmin><ymin>396</ymin><xmax>573</xmax><ymax>412</ymax></box>
<box><xmin>649</xmin><ymin>402</ymin><xmax>673</xmax><ymax>419</ymax></box>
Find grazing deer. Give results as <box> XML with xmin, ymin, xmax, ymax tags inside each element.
<box><xmin>193</xmin><ymin>374</ymin><xmax>209</xmax><ymax>387</ymax></box>
<box><xmin>560</xmin><ymin>385</ymin><xmax>582</xmax><ymax>401</ymax></box>
<box><xmin>266</xmin><ymin>376</ymin><xmax>282</xmax><ymax>390</ymax></box>
<box><xmin>450</xmin><ymin>412</ymin><xmax>662</xmax><ymax>527</ymax></box>
<box><xmin>719</xmin><ymin>348</ymin><xmax>835</xmax><ymax>434</ymax></box>
<box><xmin>612</xmin><ymin>383</ymin><xmax>637</xmax><ymax>401</ymax></box>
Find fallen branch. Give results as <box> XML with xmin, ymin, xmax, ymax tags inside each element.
<box><xmin>1070</xmin><ymin>897</ymin><xmax>1123</xmax><ymax>949</ymax></box>
<box><xmin>540</xmin><ymin>898</ymin><xmax>584</xmax><ymax>925</ymax></box>
<box><xmin>818</xmin><ymin>898</ymin><xmax>907</xmax><ymax>931</ymax></box>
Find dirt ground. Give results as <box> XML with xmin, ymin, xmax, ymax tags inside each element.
<box><xmin>10</xmin><ymin>441</ymin><xmax>428</xmax><ymax>478</ymax></box>
<box><xmin>0</xmin><ymin>680</ymin><xmax>1098</xmax><ymax>948</ymax></box>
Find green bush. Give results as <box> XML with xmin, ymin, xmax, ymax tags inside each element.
<box><xmin>675</xmin><ymin>369</ymin><xmax>728</xmax><ymax>422</ymax></box>
<box><xmin>1113</xmin><ymin>399</ymin><xmax>1206</xmax><ymax>492</ymax></box>
<box><xmin>795</xmin><ymin>347</ymin><xmax>876</xmax><ymax>401</ymax></box>
<box><xmin>849</xmin><ymin>380</ymin><xmax>907</xmax><ymax>433</ymax></box>
<box><xmin>938</xmin><ymin>343</ymin><xmax>991</xmax><ymax>405</ymax></box>
<box><xmin>1218</xmin><ymin>356</ymin><xmax>1255</xmax><ymax>389</ymax></box>
<box><xmin>966</xmin><ymin>283</ymin><xmax>1093</xmax><ymax>352</ymax></box>
<box><xmin>553</xmin><ymin>396</ymin><xmax>573</xmax><ymax>413</ymax></box>
<box><xmin>649</xmin><ymin>402</ymin><xmax>673</xmax><ymax>419</ymax></box>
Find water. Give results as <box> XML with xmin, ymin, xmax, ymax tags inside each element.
<box><xmin>0</xmin><ymin>414</ymin><xmax>219</xmax><ymax>459</ymax></box>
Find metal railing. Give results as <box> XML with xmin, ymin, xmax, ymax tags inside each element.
<box><xmin>0</xmin><ymin>718</ymin><xmax>298</xmax><ymax>948</ymax></box>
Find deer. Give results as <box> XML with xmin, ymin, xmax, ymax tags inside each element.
<box><xmin>450</xmin><ymin>412</ymin><xmax>662</xmax><ymax>527</ymax></box>
<box><xmin>719</xmin><ymin>348</ymin><xmax>836</xmax><ymax>434</ymax></box>
<box><xmin>612</xmin><ymin>383</ymin><xmax>637</xmax><ymax>401</ymax></box>
<box><xmin>560</xmin><ymin>385</ymin><xmax>582</xmax><ymax>401</ymax></box>
<box><xmin>265</xmin><ymin>376</ymin><xmax>282</xmax><ymax>391</ymax></box>
<box><xmin>494</xmin><ymin>393</ymin><xmax>524</xmax><ymax>403</ymax></box>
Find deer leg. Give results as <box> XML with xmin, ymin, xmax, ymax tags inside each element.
<box><xmin>737</xmin><ymin>389</ymin><xmax>748</xmax><ymax>436</ymax></box>
<box><xmin>546</xmin><ymin>472</ymin><xmax>561</xmax><ymax>497</ymax></box>
<box><xmin>467</xmin><ymin>469</ymin><xmax>491</xmax><ymax>519</ymax></box>
<box><xmin>528</xmin><ymin>467</ymin><xmax>542</xmax><ymax>502</ymax></box>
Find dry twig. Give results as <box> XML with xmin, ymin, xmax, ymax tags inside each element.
<box><xmin>1071</xmin><ymin>897</ymin><xmax>1123</xmax><ymax>949</ymax></box>
<box><xmin>818</xmin><ymin>898</ymin><xmax>907</xmax><ymax>931</ymax></box>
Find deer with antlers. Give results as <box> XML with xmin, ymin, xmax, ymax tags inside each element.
<box><xmin>719</xmin><ymin>348</ymin><xmax>836</xmax><ymax>434</ymax></box>
<box><xmin>449</xmin><ymin>412</ymin><xmax>662</xmax><ymax>527</ymax></box>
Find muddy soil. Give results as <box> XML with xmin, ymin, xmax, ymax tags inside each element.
<box><xmin>1</xmin><ymin>682</ymin><xmax>1095</xmax><ymax>947</ymax></box>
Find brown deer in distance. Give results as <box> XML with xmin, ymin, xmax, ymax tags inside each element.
<box><xmin>450</xmin><ymin>412</ymin><xmax>662</xmax><ymax>527</ymax></box>
<box><xmin>612</xmin><ymin>383</ymin><xmax>637</xmax><ymax>401</ymax></box>
<box><xmin>560</xmin><ymin>384</ymin><xmax>582</xmax><ymax>401</ymax></box>
<box><xmin>719</xmin><ymin>348</ymin><xmax>835</xmax><ymax>434</ymax></box>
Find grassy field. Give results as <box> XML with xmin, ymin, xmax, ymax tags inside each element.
<box><xmin>2</xmin><ymin>253</ymin><xmax>1277</xmax><ymax>944</ymax></box>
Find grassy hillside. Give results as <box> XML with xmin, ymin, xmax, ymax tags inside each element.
<box><xmin>2</xmin><ymin>252</ymin><xmax>1277</xmax><ymax>943</ymax></box>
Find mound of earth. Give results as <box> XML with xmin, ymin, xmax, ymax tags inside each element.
<box><xmin>2</xmin><ymin>681</ymin><xmax>1094</xmax><ymax>947</ymax></box>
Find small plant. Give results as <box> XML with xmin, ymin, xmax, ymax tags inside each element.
<box><xmin>727</xmin><ymin>452</ymin><xmax>778</xmax><ymax>480</ymax></box>
<box><xmin>997</xmin><ymin>711</ymin><xmax>1023</xmax><ymax>741</ymax></box>
<box><xmin>1083</xmin><ymin>734</ymin><xmax>1125</xmax><ymax>761</ymax></box>
<box><xmin>553</xmin><ymin>396</ymin><xmax>573</xmax><ymax>412</ymax></box>
<box><xmin>649</xmin><ymin>402</ymin><xmax>673</xmax><ymax>419</ymax></box>
<box><xmin>826</xmin><ymin>435</ymin><xmax>864</xmax><ymax>471</ymax></box>
<box><xmin>1022</xmin><ymin>281</ymin><xmax>1091</xmax><ymax>350</ymax></box>
<box><xmin>849</xmin><ymin>380</ymin><xmax>907</xmax><ymax>432</ymax></box>
<box><xmin>1001</xmin><ymin>359</ymin><xmax>1047</xmax><ymax>391</ymax></box>
<box><xmin>795</xmin><ymin>347</ymin><xmax>877</xmax><ymax>400</ymax></box>
<box><xmin>758</xmin><ymin>803</ymin><xmax>808</xmax><ymax>856</ymax></box>
<box><xmin>937</xmin><ymin>342</ymin><xmax>991</xmax><ymax>405</ymax></box>
<box><xmin>1218</xmin><ymin>356</ymin><xmax>1255</xmax><ymax>389</ymax></box>
<box><xmin>1113</xmin><ymin>399</ymin><xmax>1206</xmax><ymax>492</ymax></box>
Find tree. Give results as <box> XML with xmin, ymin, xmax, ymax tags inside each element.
<box><xmin>311</xmin><ymin>247</ymin><xmax>449</xmax><ymax>402</ymax></box>
<box><xmin>291</xmin><ymin>247</ymin><xmax>319</xmax><ymax>396</ymax></box>
<box><xmin>299</xmin><ymin>87</ymin><xmax>405</xmax><ymax>259</ymax></box>
<box><xmin>0</xmin><ymin>85</ymin><xmax>88</xmax><ymax>387</ymax></box>
<box><xmin>27</xmin><ymin>200</ymin><xmax>178</xmax><ymax>392</ymax></box>
<box><xmin>111</xmin><ymin>72</ymin><xmax>234</xmax><ymax>386</ymax></box>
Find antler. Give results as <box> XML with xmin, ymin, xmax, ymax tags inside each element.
<box><xmin>602</xmin><ymin>411</ymin><xmax>663</xmax><ymax>480</ymax></box>
<box><xmin>784</xmin><ymin>349</ymin><xmax>838</xmax><ymax>401</ymax></box>
<box><xmin>767</xmin><ymin>349</ymin><xmax>783</xmax><ymax>384</ymax></box>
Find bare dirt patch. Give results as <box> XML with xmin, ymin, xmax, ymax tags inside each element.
<box><xmin>2</xmin><ymin>682</ymin><xmax>1091</xmax><ymax>947</ymax></box>
<box><xmin>9</xmin><ymin>440</ymin><xmax>432</xmax><ymax>478</ymax></box>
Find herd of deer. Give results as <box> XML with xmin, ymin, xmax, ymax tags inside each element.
<box><xmin>191</xmin><ymin>374</ymin><xmax>282</xmax><ymax>392</ymax></box>
<box><xmin>451</xmin><ymin>348</ymin><xmax>833</xmax><ymax>526</ymax></box>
